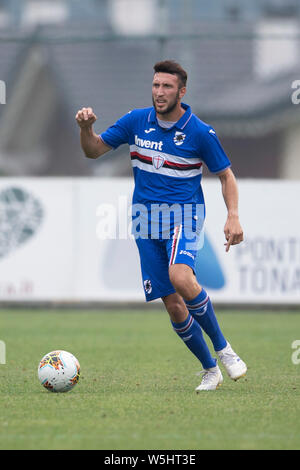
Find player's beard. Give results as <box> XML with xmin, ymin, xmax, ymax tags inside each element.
<box><xmin>152</xmin><ymin>89</ymin><xmax>180</xmax><ymax>116</ymax></box>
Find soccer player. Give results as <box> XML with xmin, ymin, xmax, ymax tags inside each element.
<box><xmin>75</xmin><ymin>60</ymin><xmax>247</xmax><ymax>391</ymax></box>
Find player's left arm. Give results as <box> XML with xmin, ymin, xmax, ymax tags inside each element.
<box><xmin>217</xmin><ymin>167</ymin><xmax>244</xmax><ymax>252</ymax></box>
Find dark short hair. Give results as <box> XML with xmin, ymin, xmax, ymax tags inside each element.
<box><xmin>153</xmin><ymin>60</ymin><xmax>187</xmax><ymax>88</ymax></box>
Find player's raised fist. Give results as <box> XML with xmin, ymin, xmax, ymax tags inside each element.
<box><xmin>75</xmin><ymin>107</ymin><xmax>97</xmax><ymax>128</ymax></box>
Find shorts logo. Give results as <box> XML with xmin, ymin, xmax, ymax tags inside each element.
<box><xmin>152</xmin><ymin>155</ymin><xmax>165</xmax><ymax>170</ymax></box>
<box><xmin>173</xmin><ymin>131</ymin><xmax>186</xmax><ymax>146</ymax></box>
<box><xmin>144</xmin><ymin>279</ymin><xmax>152</xmax><ymax>294</ymax></box>
<box><xmin>179</xmin><ymin>249</ymin><xmax>195</xmax><ymax>260</ymax></box>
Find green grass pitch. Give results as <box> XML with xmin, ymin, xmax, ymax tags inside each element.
<box><xmin>1</xmin><ymin>308</ymin><xmax>300</xmax><ymax>450</ymax></box>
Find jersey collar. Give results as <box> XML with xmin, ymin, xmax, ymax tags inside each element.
<box><xmin>148</xmin><ymin>103</ymin><xmax>192</xmax><ymax>130</ymax></box>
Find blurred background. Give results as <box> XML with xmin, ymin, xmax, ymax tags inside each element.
<box><xmin>0</xmin><ymin>0</ymin><xmax>300</xmax><ymax>305</ymax></box>
<box><xmin>0</xmin><ymin>0</ymin><xmax>300</xmax><ymax>179</ymax></box>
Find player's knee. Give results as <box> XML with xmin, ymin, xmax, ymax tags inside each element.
<box><xmin>162</xmin><ymin>295</ymin><xmax>187</xmax><ymax>323</ymax></box>
<box><xmin>168</xmin><ymin>302</ymin><xmax>184</xmax><ymax>320</ymax></box>
<box><xmin>169</xmin><ymin>264</ymin><xmax>193</xmax><ymax>292</ymax></box>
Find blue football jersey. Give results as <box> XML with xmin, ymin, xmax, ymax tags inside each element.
<box><xmin>100</xmin><ymin>103</ymin><xmax>231</xmax><ymax>209</ymax></box>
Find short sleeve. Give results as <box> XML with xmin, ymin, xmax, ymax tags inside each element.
<box><xmin>199</xmin><ymin>127</ymin><xmax>231</xmax><ymax>174</ymax></box>
<box><xmin>100</xmin><ymin>111</ymin><xmax>133</xmax><ymax>149</ymax></box>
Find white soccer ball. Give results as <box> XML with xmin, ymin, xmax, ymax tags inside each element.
<box><xmin>38</xmin><ymin>350</ymin><xmax>80</xmax><ymax>393</ymax></box>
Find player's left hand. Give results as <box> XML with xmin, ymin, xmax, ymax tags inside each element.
<box><xmin>224</xmin><ymin>215</ymin><xmax>243</xmax><ymax>252</ymax></box>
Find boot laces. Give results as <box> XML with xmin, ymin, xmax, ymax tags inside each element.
<box><xmin>196</xmin><ymin>369</ymin><xmax>217</xmax><ymax>384</ymax></box>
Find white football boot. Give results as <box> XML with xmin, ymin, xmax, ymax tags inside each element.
<box><xmin>195</xmin><ymin>365</ymin><xmax>223</xmax><ymax>392</ymax></box>
<box><xmin>216</xmin><ymin>342</ymin><xmax>247</xmax><ymax>381</ymax></box>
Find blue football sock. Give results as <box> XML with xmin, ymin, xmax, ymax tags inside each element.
<box><xmin>185</xmin><ymin>289</ymin><xmax>227</xmax><ymax>352</ymax></box>
<box><xmin>171</xmin><ymin>313</ymin><xmax>216</xmax><ymax>369</ymax></box>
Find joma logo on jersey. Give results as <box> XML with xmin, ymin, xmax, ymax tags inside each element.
<box><xmin>135</xmin><ymin>134</ymin><xmax>163</xmax><ymax>151</ymax></box>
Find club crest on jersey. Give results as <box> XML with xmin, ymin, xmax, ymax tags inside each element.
<box><xmin>173</xmin><ymin>131</ymin><xmax>186</xmax><ymax>146</ymax></box>
<box><xmin>152</xmin><ymin>155</ymin><xmax>165</xmax><ymax>170</ymax></box>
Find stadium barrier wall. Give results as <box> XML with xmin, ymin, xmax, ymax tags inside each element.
<box><xmin>0</xmin><ymin>177</ymin><xmax>299</xmax><ymax>305</ymax></box>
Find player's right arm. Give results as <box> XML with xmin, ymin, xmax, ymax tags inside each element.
<box><xmin>75</xmin><ymin>107</ymin><xmax>111</xmax><ymax>159</ymax></box>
